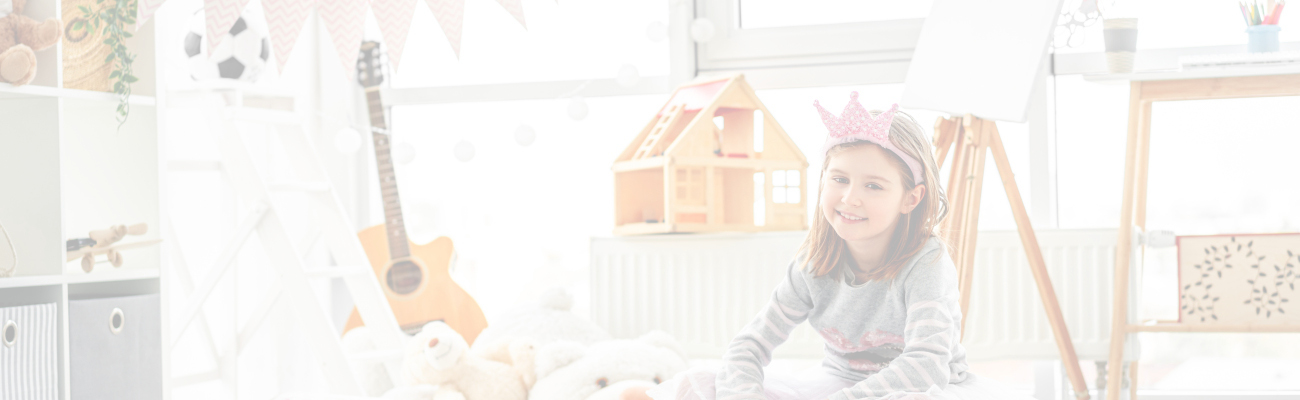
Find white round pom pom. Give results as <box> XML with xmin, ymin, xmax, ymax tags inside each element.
<box><xmin>514</xmin><ymin>124</ymin><xmax>536</xmax><ymax>146</ymax></box>
<box><xmin>454</xmin><ymin>140</ymin><xmax>476</xmax><ymax>162</ymax></box>
<box><xmin>691</xmin><ymin>18</ymin><xmax>716</xmax><ymax>43</ymax></box>
<box><xmin>567</xmin><ymin>97</ymin><xmax>589</xmax><ymax>121</ymax></box>
<box><xmin>394</xmin><ymin>141</ymin><xmax>416</xmax><ymax>165</ymax></box>
<box><xmin>617</xmin><ymin>64</ymin><xmax>640</xmax><ymax>88</ymax></box>
<box><xmin>334</xmin><ymin>128</ymin><xmax>361</xmax><ymax>154</ymax></box>
<box><xmin>646</xmin><ymin>21</ymin><xmax>667</xmax><ymax>42</ymax></box>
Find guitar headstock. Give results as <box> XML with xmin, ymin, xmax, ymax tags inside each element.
<box><xmin>357</xmin><ymin>40</ymin><xmax>385</xmax><ymax>89</ymax></box>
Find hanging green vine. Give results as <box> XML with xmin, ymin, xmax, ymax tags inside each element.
<box><xmin>72</xmin><ymin>0</ymin><xmax>137</xmax><ymax>129</ymax></box>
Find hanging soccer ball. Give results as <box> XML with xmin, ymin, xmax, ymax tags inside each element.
<box><xmin>183</xmin><ymin>10</ymin><xmax>270</xmax><ymax>82</ymax></box>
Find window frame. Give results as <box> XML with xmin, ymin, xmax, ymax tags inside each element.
<box><xmin>694</xmin><ymin>0</ymin><xmax>923</xmax><ymax>87</ymax></box>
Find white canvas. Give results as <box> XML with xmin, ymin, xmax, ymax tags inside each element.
<box><xmin>901</xmin><ymin>0</ymin><xmax>1064</xmax><ymax>122</ymax></box>
<box><xmin>1177</xmin><ymin>234</ymin><xmax>1300</xmax><ymax>325</ymax></box>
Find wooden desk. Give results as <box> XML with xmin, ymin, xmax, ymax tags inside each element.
<box><xmin>1086</xmin><ymin>67</ymin><xmax>1300</xmax><ymax>400</ymax></box>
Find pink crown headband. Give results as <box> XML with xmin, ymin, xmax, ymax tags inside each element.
<box><xmin>814</xmin><ymin>92</ymin><xmax>924</xmax><ymax>185</ymax></box>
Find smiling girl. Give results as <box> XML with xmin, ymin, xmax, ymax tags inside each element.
<box><xmin>648</xmin><ymin>92</ymin><xmax>1021</xmax><ymax>400</ymax></box>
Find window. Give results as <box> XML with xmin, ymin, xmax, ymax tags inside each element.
<box><xmin>738</xmin><ymin>0</ymin><xmax>931</xmax><ymax>29</ymax></box>
<box><xmin>695</xmin><ymin>0</ymin><xmax>926</xmax><ymax>85</ymax></box>
<box><xmin>389</xmin><ymin>1</ymin><xmax>670</xmax><ymax>88</ymax></box>
<box><xmin>753</xmin><ymin>172</ymin><xmax>765</xmax><ymax>226</ymax></box>
<box><xmin>675</xmin><ymin>167</ymin><xmax>706</xmax><ymax>206</ymax></box>
<box><xmin>771</xmin><ymin>170</ymin><xmax>800</xmax><ymax>204</ymax></box>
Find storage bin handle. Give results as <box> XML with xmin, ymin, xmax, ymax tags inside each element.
<box><xmin>109</xmin><ymin>308</ymin><xmax>125</xmax><ymax>334</ymax></box>
<box><xmin>3</xmin><ymin>320</ymin><xmax>15</xmax><ymax>347</ymax></box>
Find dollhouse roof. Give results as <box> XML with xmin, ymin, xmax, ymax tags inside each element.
<box><xmin>655</xmin><ymin>79</ymin><xmax>728</xmax><ymax>117</ymax></box>
<box><xmin>616</xmin><ymin>74</ymin><xmax>808</xmax><ymax>166</ymax></box>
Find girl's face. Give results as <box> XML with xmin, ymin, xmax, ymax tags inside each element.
<box><xmin>820</xmin><ymin>144</ymin><xmax>926</xmax><ymax>245</ymax></box>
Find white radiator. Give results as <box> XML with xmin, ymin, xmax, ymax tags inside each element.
<box><xmin>589</xmin><ymin>229</ymin><xmax>1140</xmax><ymax>362</ymax></box>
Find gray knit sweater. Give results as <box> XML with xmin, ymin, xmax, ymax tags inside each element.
<box><xmin>715</xmin><ymin>236</ymin><xmax>970</xmax><ymax>400</ymax></box>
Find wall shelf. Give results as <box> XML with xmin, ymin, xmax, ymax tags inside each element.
<box><xmin>0</xmin><ymin>3</ymin><xmax>163</xmax><ymax>399</ymax></box>
<box><xmin>0</xmin><ymin>83</ymin><xmax>157</xmax><ymax>106</ymax></box>
<box><xmin>0</xmin><ymin>269</ymin><xmax>160</xmax><ymax>290</ymax></box>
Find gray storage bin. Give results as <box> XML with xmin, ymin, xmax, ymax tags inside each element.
<box><xmin>70</xmin><ymin>293</ymin><xmax>161</xmax><ymax>400</ymax></box>
<box><xmin>0</xmin><ymin>302</ymin><xmax>59</xmax><ymax>400</ymax></box>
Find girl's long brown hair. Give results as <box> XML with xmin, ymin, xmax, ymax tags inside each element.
<box><xmin>798</xmin><ymin>111</ymin><xmax>948</xmax><ymax>283</ymax></box>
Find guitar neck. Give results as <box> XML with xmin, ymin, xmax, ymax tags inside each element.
<box><xmin>366</xmin><ymin>88</ymin><xmax>411</xmax><ymax>259</ymax></box>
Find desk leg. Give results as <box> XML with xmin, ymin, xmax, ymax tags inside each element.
<box><xmin>1108</xmin><ymin>82</ymin><xmax>1151</xmax><ymax>400</ymax></box>
<box><xmin>1130</xmin><ymin>361</ymin><xmax>1140</xmax><ymax>399</ymax></box>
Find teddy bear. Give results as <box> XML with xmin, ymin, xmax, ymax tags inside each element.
<box><xmin>344</xmin><ymin>288</ymin><xmax>603</xmax><ymax>397</ymax></box>
<box><xmin>398</xmin><ymin>321</ymin><xmax>537</xmax><ymax>400</ymax></box>
<box><xmin>529</xmin><ymin>330</ymin><xmax>688</xmax><ymax>400</ymax></box>
<box><xmin>469</xmin><ymin>287</ymin><xmax>612</xmax><ymax>388</ymax></box>
<box><xmin>473</xmin><ymin>287</ymin><xmax>611</xmax><ymax>349</ymax></box>
<box><xmin>0</xmin><ymin>0</ymin><xmax>62</xmax><ymax>86</ymax></box>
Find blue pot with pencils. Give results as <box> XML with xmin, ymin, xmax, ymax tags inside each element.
<box><xmin>1242</xmin><ymin>0</ymin><xmax>1286</xmax><ymax>53</ymax></box>
<box><xmin>1248</xmin><ymin>25</ymin><xmax>1281</xmax><ymax>52</ymax></box>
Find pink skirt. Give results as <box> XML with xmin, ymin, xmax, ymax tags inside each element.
<box><xmin>647</xmin><ymin>366</ymin><xmax>1031</xmax><ymax>400</ymax></box>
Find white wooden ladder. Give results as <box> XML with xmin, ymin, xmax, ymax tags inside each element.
<box><xmin>167</xmin><ymin>95</ymin><xmax>407</xmax><ymax>397</ymax></box>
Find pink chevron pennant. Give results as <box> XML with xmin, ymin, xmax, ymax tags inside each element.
<box><xmin>319</xmin><ymin>0</ymin><xmax>368</xmax><ymax>81</ymax></box>
<box><xmin>205</xmin><ymin>0</ymin><xmax>249</xmax><ymax>55</ymax></box>
<box><xmin>370</xmin><ymin>0</ymin><xmax>417</xmax><ymax>70</ymax></box>
<box><xmin>262</xmin><ymin>0</ymin><xmax>317</xmax><ymax>72</ymax></box>
<box><xmin>136</xmin><ymin>0</ymin><xmax>169</xmax><ymax>31</ymax></box>
<box><xmin>494</xmin><ymin>0</ymin><xmax>526</xmax><ymax>29</ymax></box>
<box><xmin>424</xmin><ymin>0</ymin><xmax>465</xmax><ymax>58</ymax></box>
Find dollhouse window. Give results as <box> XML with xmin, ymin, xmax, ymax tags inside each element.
<box><xmin>753</xmin><ymin>172</ymin><xmax>765</xmax><ymax>226</ymax></box>
<box><xmin>753</xmin><ymin>110</ymin><xmax>764</xmax><ymax>152</ymax></box>
<box><xmin>675</xmin><ymin>168</ymin><xmax>705</xmax><ymax>206</ymax></box>
<box><xmin>771</xmin><ymin>170</ymin><xmax>800</xmax><ymax>204</ymax></box>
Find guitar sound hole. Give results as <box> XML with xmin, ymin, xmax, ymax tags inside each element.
<box><xmin>386</xmin><ymin>260</ymin><xmax>423</xmax><ymax>295</ymax></box>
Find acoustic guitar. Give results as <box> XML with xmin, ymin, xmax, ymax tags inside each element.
<box><xmin>342</xmin><ymin>41</ymin><xmax>488</xmax><ymax>344</ymax></box>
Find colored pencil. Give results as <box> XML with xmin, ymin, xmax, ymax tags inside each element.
<box><xmin>1241</xmin><ymin>0</ymin><xmax>1287</xmax><ymax>25</ymax></box>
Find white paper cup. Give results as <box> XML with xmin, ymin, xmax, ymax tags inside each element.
<box><xmin>1103</xmin><ymin>18</ymin><xmax>1139</xmax><ymax>73</ymax></box>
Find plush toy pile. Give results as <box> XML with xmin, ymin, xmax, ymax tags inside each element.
<box><xmin>349</xmin><ymin>288</ymin><xmax>688</xmax><ymax>400</ymax></box>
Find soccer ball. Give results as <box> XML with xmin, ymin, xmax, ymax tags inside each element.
<box><xmin>183</xmin><ymin>10</ymin><xmax>270</xmax><ymax>82</ymax></box>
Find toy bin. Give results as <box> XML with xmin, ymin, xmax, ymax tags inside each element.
<box><xmin>69</xmin><ymin>293</ymin><xmax>161</xmax><ymax>400</ymax></box>
<box><xmin>0</xmin><ymin>302</ymin><xmax>59</xmax><ymax>400</ymax></box>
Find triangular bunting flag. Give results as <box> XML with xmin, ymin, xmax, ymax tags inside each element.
<box><xmin>205</xmin><ymin>0</ymin><xmax>250</xmax><ymax>55</ymax></box>
<box><xmin>424</xmin><ymin>0</ymin><xmax>465</xmax><ymax>58</ymax></box>
<box><xmin>319</xmin><ymin>0</ymin><xmax>368</xmax><ymax>81</ymax></box>
<box><xmin>263</xmin><ymin>0</ymin><xmax>317</xmax><ymax>73</ymax></box>
<box><xmin>137</xmin><ymin>0</ymin><xmax>169</xmax><ymax>31</ymax></box>
<box><xmin>494</xmin><ymin>0</ymin><xmax>526</xmax><ymax>29</ymax></box>
<box><xmin>370</xmin><ymin>0</ymin><xmax>417</xmax><ymax>70</ymax></box>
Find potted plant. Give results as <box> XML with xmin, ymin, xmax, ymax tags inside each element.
<box><xmin>66</xmin><ymin>0</ymin><xmax>138</xmax><ymax>128</ymax></box>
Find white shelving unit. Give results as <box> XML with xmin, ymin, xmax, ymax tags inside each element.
<box><xmin>0</xmin><ymin>2</ymin><xmax>164</xmax><ymax>398</ymax></box>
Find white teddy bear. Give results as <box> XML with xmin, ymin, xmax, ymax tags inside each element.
<box><xmin>473</xmin><ymin>287</ymin><xmax>611</xmax><ymax>349</ymax></box>
<box><xmin>399</xmin><ymin>321</ymin><xmax>536</xmax><ymax>400</ymax></box>
<box><xmin>469</xmin><ymin>287</ymin><xmax>611</xmax><ymax>388</ymax></box>
<box><xmin>529</xmin><ymin>331</ymin><xmax>688</xmax><ymax>400</ymax></box>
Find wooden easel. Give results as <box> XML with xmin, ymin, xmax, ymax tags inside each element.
<box><xmin>933</xmin><ymin>115</ymin><xmax>1091</xmax><ymax>400</ymax></box>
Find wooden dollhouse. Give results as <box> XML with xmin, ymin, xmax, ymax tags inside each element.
<box><xmin>612</xmin><ymin>74</ymin><xmax>809</xmax><ymax>235</ymax></box>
